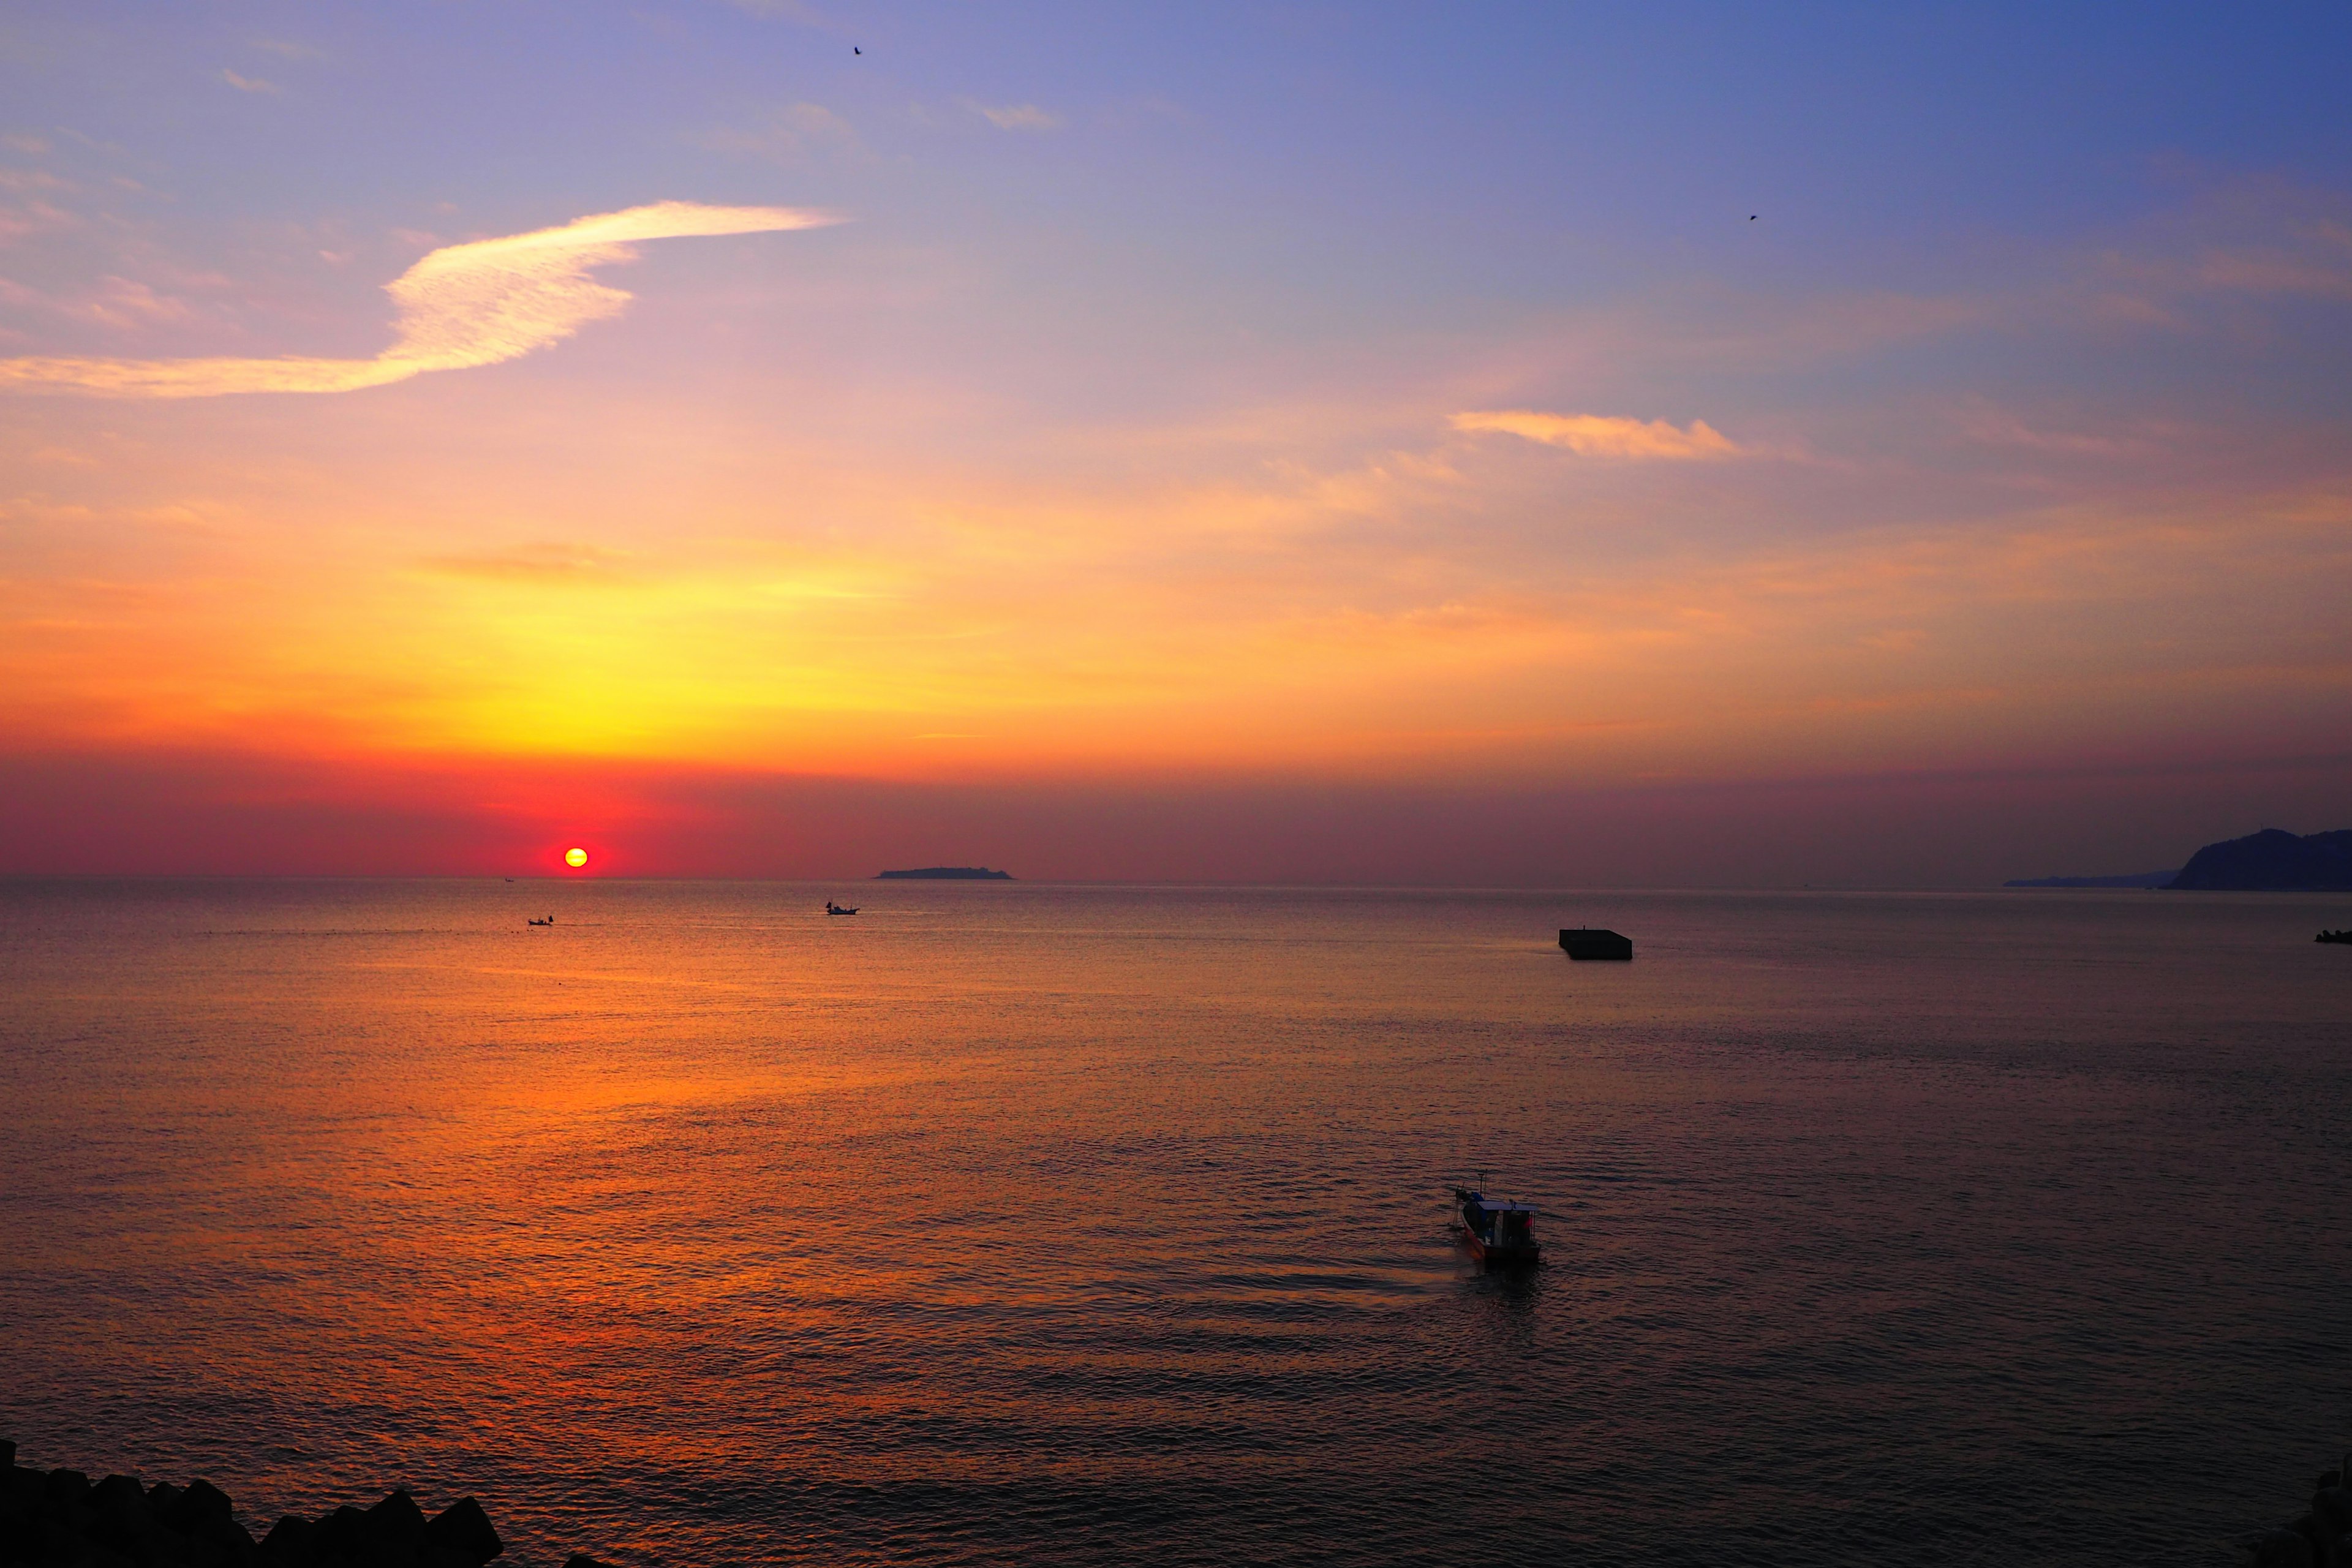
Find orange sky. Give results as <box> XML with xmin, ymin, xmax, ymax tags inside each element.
<box><xmin>3</xmin><ymin>7</ymin><xmax>2349</xmax><ymax>881</ymax></box>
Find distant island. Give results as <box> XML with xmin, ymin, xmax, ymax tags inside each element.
<box><xmin>2009</xmin><ymin>827</ymin><xmax>2352</xmax><ymax>891</ymax></box>
<box><xmin>873</xmin><ymin>866</ymin><xmax>1014</xmax><ymax>880</ymax></box>
<box><xmin>2005</xmin><ymin>870</ymin><xmax>2177</xmax><ymax>888</ymax></box>
<box><xmin>2166</xmin><ymin>827</ymin><xmax>2352</xmax><ymax>890</ymax></box>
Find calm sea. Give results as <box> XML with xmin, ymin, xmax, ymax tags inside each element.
<box><xmin>2</xmin><ymin>880</ymin><xmax>2348</xmax><ymax>1565</ymax></box>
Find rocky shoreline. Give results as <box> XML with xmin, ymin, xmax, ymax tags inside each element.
<box><xmin>0</xmin><ymin>1441</ymin><xmax>612</xmax><ymax>1568</ymax></box>
<box><xmin>2242</xmin><ymin>1453</ymin><xmax>2352</xmax><ymax>1566</ymax></box>
<box><xmin>10</xmin><ymin>1432</ymin><xmax>2345</xmax><ymax>1564</ymax></box>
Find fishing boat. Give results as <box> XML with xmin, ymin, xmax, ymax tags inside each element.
<box><xmin>528</xmin><ymin>916</ymin><xmax>554</xmax><ymax>926</ymax></box>
<box><xmin>825</xmin><ymin>901</ymin><xmax>859</xmax><ymax>916</ymax></box>
<box><xmin>1454</xmin><ymin>1185</ymin><xmax>1542</xmax><ymax>1266</ymax></box>
<box><xmin>2319</xmin><ymin>929</ymin><xmax>2351</xmax><ymax>945</ymax></box>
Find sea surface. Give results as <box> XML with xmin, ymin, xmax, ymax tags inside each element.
<box><xmin>2</xmin><ymin>880</ymin><xmax>2348</xmax><ymax>1566</ymax></box>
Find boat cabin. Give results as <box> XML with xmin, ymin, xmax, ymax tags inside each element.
<box><xmin>1455</xmin><ymin>1187</ymin><xmax>1542</xmax><ymax>1264</ymax></box>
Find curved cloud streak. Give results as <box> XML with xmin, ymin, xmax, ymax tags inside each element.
<box><xmin>1452</xmin><ymin>409</ymin><xmax>1743</xmax><ymax>459</ymax></box>
<box><xmin>0</xmin><ymin>200</ymin><xmax>839</xmax><ymax>398</ymax></box>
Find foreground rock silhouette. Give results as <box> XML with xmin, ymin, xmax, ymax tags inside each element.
<box><xmin>2237</xmin><ymin>1451</ymin><xmax>2352</xmax><ymax>1566</ymax></box>
<box><xmin>0</xmin><ymin>1441</ymin><xmax>609</xmax><ymax>1568</ymax></box>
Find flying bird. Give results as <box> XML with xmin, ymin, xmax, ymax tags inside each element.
<box><xmin>1749</xmin><ymin>214</ymin><xmax>1757</xmax><ymax>221</ymax></box>
<box><xmin>853</xmin><ymin>46</ymin><xmax>861</xmax><ymax>54</ymax></box>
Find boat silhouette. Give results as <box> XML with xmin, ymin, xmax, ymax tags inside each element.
<box><xmin>1453</xmin><ymin>1182</ymin><xmax>1543</xmax><ymax>1267</ymax></box>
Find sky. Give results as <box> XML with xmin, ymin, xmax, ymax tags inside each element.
<box><xmin>2</xmin><ymin>1</ymin><xmax>2348</xmax><ymax>883</ymax></box>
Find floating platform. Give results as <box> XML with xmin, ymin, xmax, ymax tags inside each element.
<box><xmin>1559</xmin><ymin>927</ymin><xmax>1633</xmax><ymax>960</ymax></box>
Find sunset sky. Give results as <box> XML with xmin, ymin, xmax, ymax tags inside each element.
<box><xmin>3</xmin><ymin>2</ymin><xmax>2348</xmax><ymax>882</ymax></box>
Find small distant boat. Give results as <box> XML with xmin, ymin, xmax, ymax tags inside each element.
<box><xmin>2319</xmin><ymin>929</ymin><xmax>2352</xmax><ymax>945</ymax></box>
<box><xmin>529</xmin><ymin>915</ymin><xmax>554</xmax><ymax>926</ymax></box>
<box><xmin>1559</xmin><ymin>927</ymin><xmax>1633</xmax><ymax>960</ymax></box>
<box><xmin>1454</xmin><ymin>1185</ymin><xmax>1542</xmax><ymax>1267</ymax></box>
<box><xmin>825</xmin><ymin>901</ymin><xmax>859</xmax><ymax>916</ymax></box>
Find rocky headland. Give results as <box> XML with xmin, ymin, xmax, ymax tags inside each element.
<box><xmin>0</xmin><ymin>1441</ymin><xmax>612</xmax><ymax>1568</ymax></box>
<box><xmin>2168</xmin><ymin>828</ymin><xmax>2352</xmax><ymax>891</ymax></box>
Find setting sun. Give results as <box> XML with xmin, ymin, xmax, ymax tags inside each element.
<box><xmin>3</xmin><ymin>9</ymin><xmax>2348</xmax><ymax>1568</ymax></box>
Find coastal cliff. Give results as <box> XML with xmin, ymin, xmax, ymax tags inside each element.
<box><xmin>2168</xmin><ymin>829</ymin><xmax>2352</xmax><ymax>891</ymax></box>
<box><xmin>0</xmin><ymin>1441</ymin><xmax>612</xmax><ymax>1568</ymax></box>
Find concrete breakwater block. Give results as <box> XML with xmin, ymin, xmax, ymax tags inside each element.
<box><xmin>0</xmin><ymin>1436</ymin><xmax>603</xmax><ymax>1568</ymax></box>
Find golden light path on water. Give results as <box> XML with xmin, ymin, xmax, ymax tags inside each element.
<box><xmin>2</xmin><ymin>880</ymin><xmax>2348</xmax><ymax>1565</ymax></box>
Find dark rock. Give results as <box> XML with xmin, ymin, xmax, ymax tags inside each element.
<box><xmin>0</xmin><ymin>1442</ymin><xmax>12</xmax><ymax>1471</ymax></box>
<box><xmin>2312</xmin><ymin>1491</ymin><xmax>2352</xmax><ymax>1568</ymax></box>
<box><xmin>156</xmin><ymin>1476</ymin><xmax>254</xmax><ymax>1559</ymax></box>
<box><xmin>0</xmin><ymin>1445</ymin><xmax>549</xmax><ymax>1568</ymax></box>
<box><xmin>0</xmin><ymin>1511</ymin><xmax>67</xmax><ymax>1568</ymax></box>
<box><xmin>2247</xmin><ymin>1526</ymin><xmax>2316</xmax><ymax>1567</ymax></box>
<box><xmin>424</xmin><ymin>1498</ymin><xmax>501</xmax><ymax>1565</ymax></box>
<box><xmin>1</xmin><ymin>1463</ymin><xmax>43</xmax><ymax>1507</ymax></box>
<box><xmin>89</xmin><ymin>1473</ymin><xmax>165</xmax><ymax>1556</ymax></box>
<box><xmin>312</xmin><ymin>1504</ymin><xmax>371</xmax><ymax>1561</ymax></box>
<box><xmin>362</xmin><ymin>1490</ymin><xmax>428</xmax><ymax>1548</ymax></box>
<box><xmin>162</xmin><ymin>1477</ymin><xmax>236</xmax><ymax>1532</ymax></box>
<box><xmin>258</xmin><ymin>1515</ymin><xmax>318</xmax><ymax>1564</ymax></box>
<box><xmin>93</xmin><ymin>1472</ymin><xmax>146</xmax><ymax>1506</ymax></box>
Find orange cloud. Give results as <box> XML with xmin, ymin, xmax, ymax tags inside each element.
<box><xmin>0</xmin><ymin>200</ymin><xmax>840</xmax><ymax>398</ymax></box>
<box><xmin>1450</xmin><ymin>409</ymin><xmax>1744</xmax><ymax>459</ymax></box>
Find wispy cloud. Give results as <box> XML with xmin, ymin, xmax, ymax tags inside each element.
<box><xmin>698</xmin><ymin>103</ymin><xmax>864</xmax><ymax>164</ymax></box>
<box><xmin>422</xmin><ymin>541</ymin><xmax>638</xmax><ymax>586</ymax></box>
<box><xmin>965</xmin><ymin>100</ymin><xmax>1063</xmax><ymax>132</ymax></box>
<box><xmin>727</xmin><ymin>0</ymin><xmax>835</xmax><ymax>26</ymax></box>
<box><xmin>68</xmin><ymin>276</ymin><xmax>195</xmax><ymax>330</ymax></box>
<box><xmin>1450</xmin><ymin>410</ymin><xmax>1744</xmax><ymax>460</ymax></box>
<box><xmin>0</xmin><ymin>200</ymin><xmax>842</xmax><ymax>398</ymax></box>
<box><xmin>221</xmin><ymin>69</ymin><xmax>278</xmax><ymax>94</ymax></box>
